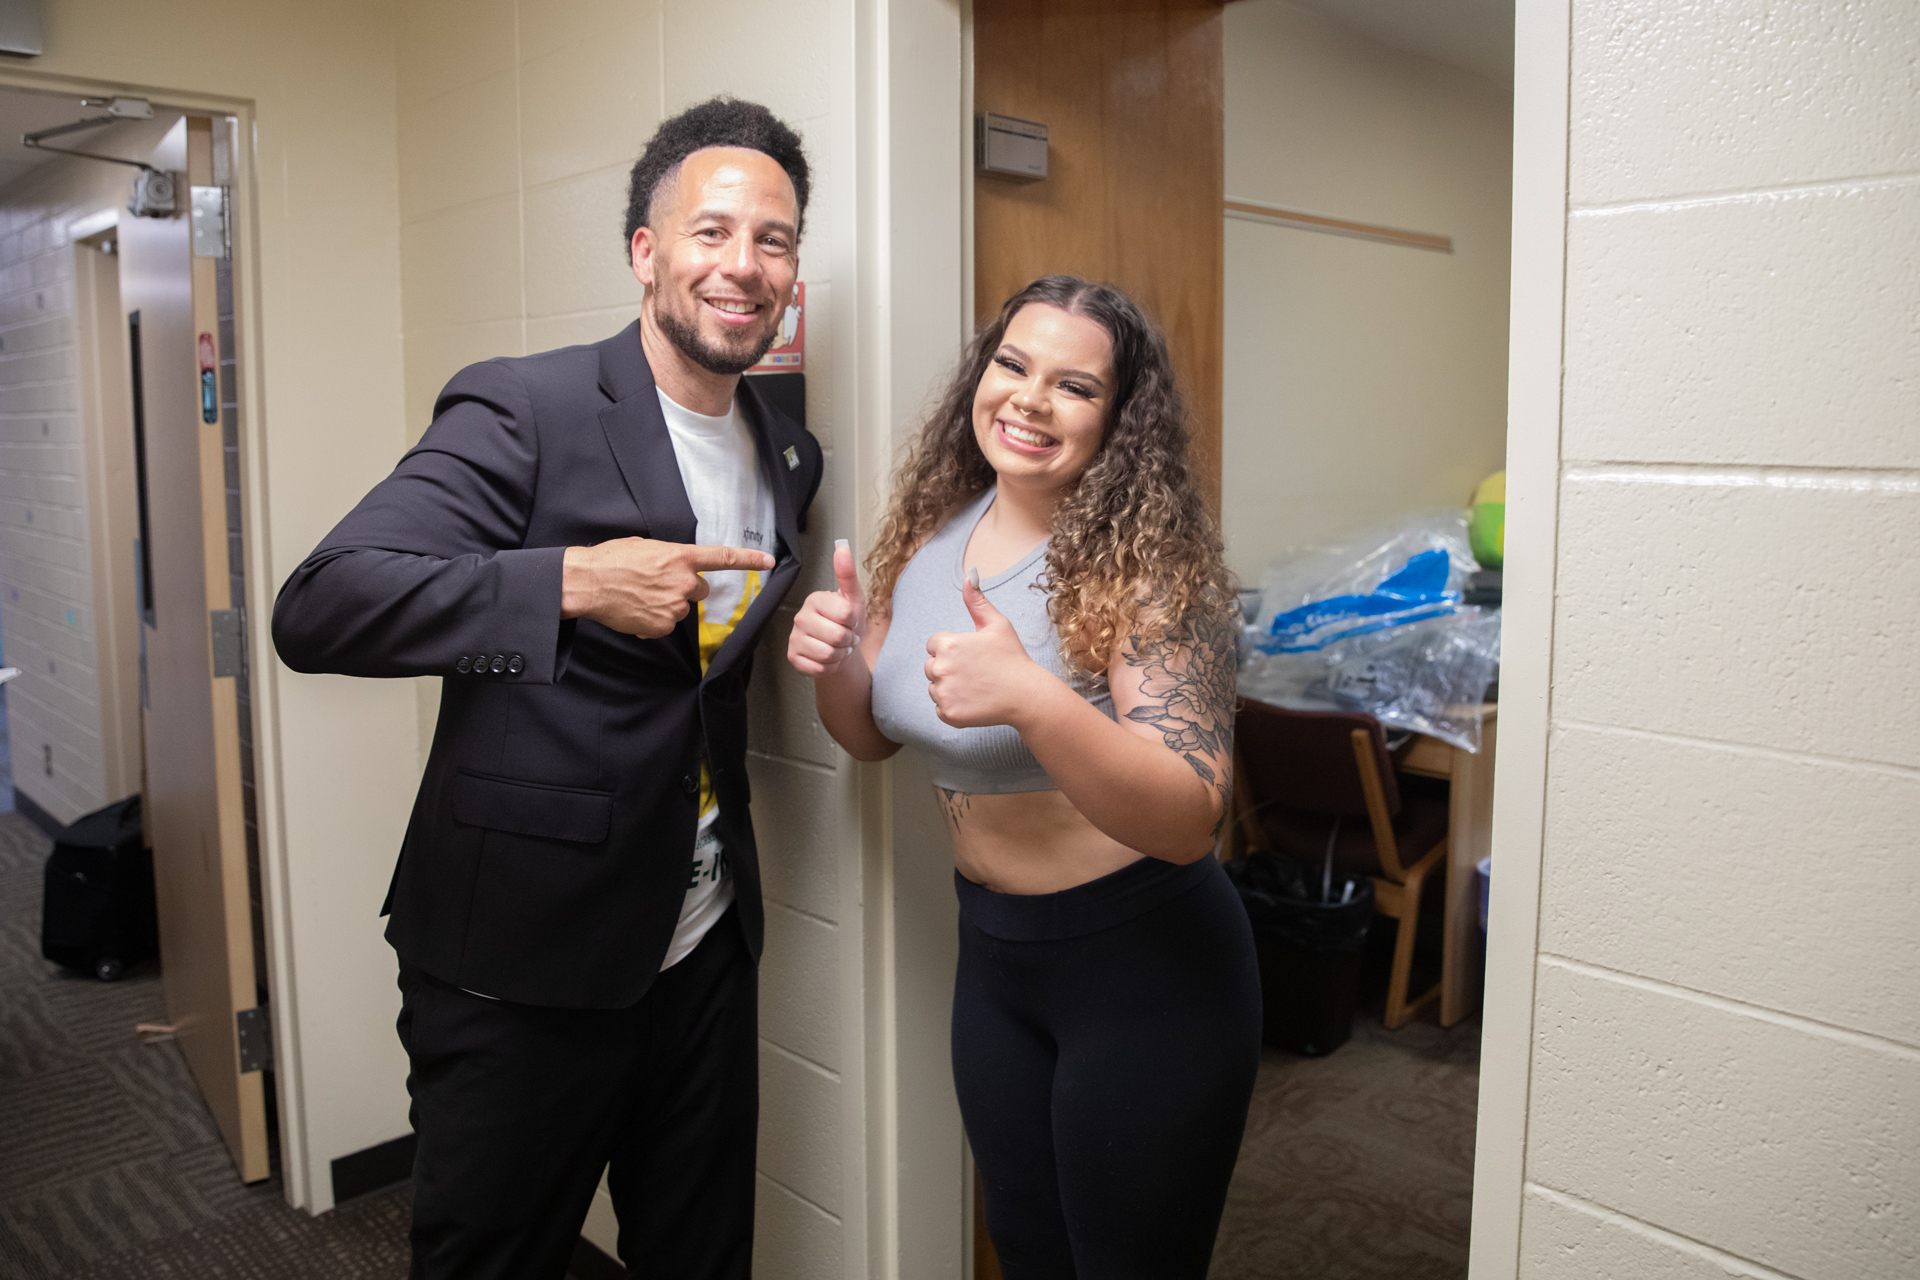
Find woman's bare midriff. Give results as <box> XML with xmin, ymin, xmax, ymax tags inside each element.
<box><xmin>937</xmin><ymin>786</ymin><xmax>1150</xmax><ymax>895</ymax></box>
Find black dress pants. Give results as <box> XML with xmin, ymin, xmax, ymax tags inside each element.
<box><xmin>397</xmin><ymin>907</ymin><xmax>758</xmax><ymax>1280</ymax></box>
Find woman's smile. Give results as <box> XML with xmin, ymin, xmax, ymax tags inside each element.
<box><xmin>996</xmin><ymin>418</ymin><xmax>1060</xmax><ymax>453</ymax></box>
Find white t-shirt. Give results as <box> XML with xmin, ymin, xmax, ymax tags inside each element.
<box><xmin>656</xmin><ymin>387</ymin><xmax>778</xmax><ymax>970</ymax></box>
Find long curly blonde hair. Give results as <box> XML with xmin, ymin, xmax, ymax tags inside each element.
<box><xmin>867</xmin><ymin>275</ymin><xmax>1233</xmax><ymax>672</ymax></box>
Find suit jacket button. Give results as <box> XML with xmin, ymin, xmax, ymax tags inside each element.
<box><xmin>681</xmin><ymin>774</ymin><xmax>699</xmax><ymax>796</ymax></box>
<box><xmin>490</xmin><ymin>655</ymin><xmax>506</xmax><ymax>674</ymax></box>
<box><xmin>472</xmin><ymin>654</ymin><xmax>488</xmax><ymax>672</ymax></box>
<box><xmin>456</xmin><ymin>656</ymin><xmax>472</xmax><ymax>674</ymax></box>
<box><xmin>507</xmin><ymin>654</ymin><xmax>524</xmax><ymax>674</ymax></box>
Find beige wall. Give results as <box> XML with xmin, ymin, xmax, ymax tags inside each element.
<box><xmin>1220</xmin><ymin>1</ymin><xmax>1510</xmax><ymax>583</ymax></box>
<box><xmin>1478</xmin><ymin>1</ymin><xmax>1920</xmax><ymax>1275</ymax></box>
<box><xmin>12</xmin><ymin>0</ymin><xmax>417</xmax><ymax>1215</ymax></box>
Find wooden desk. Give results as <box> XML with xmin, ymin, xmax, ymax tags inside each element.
<box><xmin>1395</xmin><ymin>705</ymin><xmax>1496</xmax><ymax>1027</ymax></box>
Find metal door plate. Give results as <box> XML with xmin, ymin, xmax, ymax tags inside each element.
<box><xmin>236</xmin><ymin>1006</ymin><xmax>272</xmax><ymax>1074</ymax></box>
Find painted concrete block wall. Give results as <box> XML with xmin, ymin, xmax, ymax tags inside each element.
<box><xmin>1521</xmin><ymin>1</ymin><xmax>1920</xmax><ymax>1275</ymax></box>
<box><xmin>0</xmin><ymin>157</ymin><xmax>136</xmax><ymax>824</ymax></box>
<box><xmin>394</xmin><ymin>2</ymin><xmax>848</xmax><ymax>1271</ymax></box>
<box><xmin>1219</xmin><ymin>0</ymin><xmax>1511</xmax><ymax>583</ymax></box>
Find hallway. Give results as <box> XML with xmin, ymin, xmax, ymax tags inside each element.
<box><xmin>0</xmin><ymin>814</ymin><xmax>410</xmax><ymax>1277</ymax></box>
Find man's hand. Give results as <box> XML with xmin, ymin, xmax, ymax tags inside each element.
<box><xmin>788</xmin><ymin>539</ymin><xmax>867</xmax><ymax>677</ymax></box>
<box><xmin>562</xmin><ymin>538</ymin><xmax>774</xmax><ymax>638</ymax></box>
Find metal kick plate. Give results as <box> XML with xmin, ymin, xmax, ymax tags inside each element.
<box><xmin>209</xmin><ymin>608</ymin><xmax>245</xmax><ymax>678</ymax></box>
<box><xmin>190</xmin><ymin>185</ymin><xmax>229</xmax><ymax>259</ymax></box>
<box><xmin>236</xmin><ymin>1006</ymin><xmax>272</xmax><ymax>1074</ymax></box>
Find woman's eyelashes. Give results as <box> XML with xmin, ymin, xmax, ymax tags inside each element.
<box><xmin>992</xmin><ymin>354</ymin><xmax>1096</xmax><ymax>400</ymax></box>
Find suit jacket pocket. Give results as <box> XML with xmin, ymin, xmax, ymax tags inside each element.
<box><xmin>451</xmin><ymin>769</ymin><xmax>613</xmax><ymax>844</ymax></box>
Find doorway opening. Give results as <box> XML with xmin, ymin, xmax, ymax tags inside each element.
<box><xmin>0</xmin><ymin>82</ymin><xmax>280</xmax><ymax>1261</ymax></box>
<box><xmin>967</xmin><ymin>2</ymin><xmax>1514</xmax><ymax>1276</ymax></box>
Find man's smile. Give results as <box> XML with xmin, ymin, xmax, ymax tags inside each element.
<box><xmin>703</xmin><ymin>296</ymin><xmax>764</xmax><ymax>325</ymax></box>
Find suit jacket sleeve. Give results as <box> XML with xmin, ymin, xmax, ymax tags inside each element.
<box><xmin>271</xmin><ymin>359</ymin><xmax>575</xmax><ymax>683</ymax></box>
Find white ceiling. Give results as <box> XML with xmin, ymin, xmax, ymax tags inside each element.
<box><xmin>0</xmin><ymin>88</ymin><xmax>182</xmax><ymax>196</ymax></box>
<box><xmin>1290</xmin><ymin>0</ymin><xmax>1515</xmax><ymax>87</ymax></box>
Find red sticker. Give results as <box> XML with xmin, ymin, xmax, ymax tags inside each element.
<box><xmin>198</xmin><ymin>332</ymin><xmax>216</xmax><ymax>373</ymax></box>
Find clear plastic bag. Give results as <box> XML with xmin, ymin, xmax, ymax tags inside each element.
<box><xmin>1239</xmin><ymin>511</ymin><xmax>1501</xmax><ymax>752</ymax></box>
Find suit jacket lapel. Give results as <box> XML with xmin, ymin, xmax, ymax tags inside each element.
<box><xmin>703</xmin><ymin>378</ymin><xmax>802</xmax><ymax>687</ymax></box>
<box><xmin>596</xmin><ymin>323</ymin><xmax>700</xmax><ymax>668</ymax></box>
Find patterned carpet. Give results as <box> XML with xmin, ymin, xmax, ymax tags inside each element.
<box><xmin>0</xmin><ymin>812</ymin><xmax>412</xmax><ymax>1278</ymax></box>
<box><xmin>1209</xmin><ymin>973</ymin><xmax>1479</xmax><ymax>1278</ymax></box>
<box><xmin>4</xmin><ymin>788</ymin><xmax>1476</xmax><ymax>1279</ymax></box>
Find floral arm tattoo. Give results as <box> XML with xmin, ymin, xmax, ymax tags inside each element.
<box><xmin>1121</xmin><ymin>612</ymin><xmax>1237</xmax><ymax>840</ymax></box>
<box><xmin>937</xmin><ymin>786</ymin><xmax>972</xmax><ymax>831</ymax></box>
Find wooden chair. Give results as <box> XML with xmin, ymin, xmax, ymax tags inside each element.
<box><xmin>1231</xmin><ymin>700</ymin><xmax>1450</xmax><ymax>1029</ymax></box>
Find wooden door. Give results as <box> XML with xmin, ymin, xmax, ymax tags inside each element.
<box><xmin>117</xmin><ymin>115</ymin><xmax>268</xmax><ymax>1183</ymax></box>
<box><xmin>974</xmin><ymin>0</ymin><xmax>1225</xmax><ymax>515</ymax></box>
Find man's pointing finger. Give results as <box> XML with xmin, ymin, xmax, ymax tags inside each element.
<box><xmin>685</xmin><ymin>545</ymin><xmax>777</xmax><ymax>573</ymax></box>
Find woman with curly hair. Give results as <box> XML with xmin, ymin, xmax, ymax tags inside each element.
<box><xmin>786</xmin><ymin>275</ymin><xmax>1260</xmax><ymax>1278</ymax></box>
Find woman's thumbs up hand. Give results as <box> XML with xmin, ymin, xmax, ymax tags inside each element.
<box><xmin>788</xmin><ymin>539</ymin><xmax>869</xmax><ymax>677</ymax></box>
<box><xmin>925</xmin><ymin>567</ymin><xmax>1046</xmax><ymax>728</ymax></box>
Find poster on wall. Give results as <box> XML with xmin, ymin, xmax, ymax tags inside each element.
<box><xmin>745</xmin><ymin>283</ymin><xmax>805</xmax><ymax>427</ymax></box>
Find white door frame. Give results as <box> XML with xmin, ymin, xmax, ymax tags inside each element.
<box><xmin>834</xmin><ymin>0</ymin><xmax>975</xmax><ymax>1276</ymax></box>
<box><xmin>1468</xmin><ymin>1</ymin><xmax>1570</xmax><ymax>1275</ymax></box>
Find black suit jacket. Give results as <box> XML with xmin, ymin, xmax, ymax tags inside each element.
<box><xmin>272</xmin><ymin>323</ymin><xmax>822</xmax><ymax>1008</ymax></box>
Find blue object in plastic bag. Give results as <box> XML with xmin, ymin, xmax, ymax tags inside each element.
<box><xmin>1260</xmin><ymin>548</ymin><xmax>1458</xmax><ymax>653</ymax></box>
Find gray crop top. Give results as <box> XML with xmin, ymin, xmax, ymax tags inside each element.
<box><xmin>871</xmin><ymin>487</ymin><xmax>1116</xmax><ymax>794</ymax></box>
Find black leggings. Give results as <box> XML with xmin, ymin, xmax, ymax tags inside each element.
<box><xmin>952</xmin><ymin>855</ymin><xmax>1262</xmax><ymax>1279</ymax></box>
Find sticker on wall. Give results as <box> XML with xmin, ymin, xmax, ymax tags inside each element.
<box><xmin>198</xmin><ymin>332</ymin><xmax>218</xmax><ymax>424</ymax></box>
<box><xmin>749</xmin><ymin>282</ymin><xmax>804</xmax><ymax>373</ymax></box>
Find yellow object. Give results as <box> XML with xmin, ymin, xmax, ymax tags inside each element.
<box><xmin>1469</xmin><ymin>471</ymin><xmax>1505</xmax><ymax>568</ymax></box>
<box><xmin>694</xmin><ymin>569</ymin><xmax>763</xmax><ymax>814</ymax></box>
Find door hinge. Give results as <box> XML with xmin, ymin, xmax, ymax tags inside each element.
<box><xmin>190</xmin><ymin>185</ymin><xmax>230</xmax><ymax>260</ymax></box>
<box><xmin>210</xmin><ymin>607</ymin><xmax>245</xmax><ymax>678</ymax></box>
<box><xmin>236</xmin><ymin>1005</ymin><xmax>273</xmax><ymax>1074</ymax></box>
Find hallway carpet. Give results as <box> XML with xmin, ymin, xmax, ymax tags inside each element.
<box><xmin>0</xmin><ymin>812</ymin><xmax>413</xmax><ymax>1278</ymax></box>
<box><xmin>1208</xmin><ymin>1013</ymin><xmax>1480</xmax><ymax>1279</ymax></box>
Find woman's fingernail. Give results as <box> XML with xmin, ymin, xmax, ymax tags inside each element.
<box><xmin>967</xmin><ymin>566</ymin><xmax>981</xmax><ymax>589</ymax></box>
<box><xmin>835</xmin><ymin>538</ymin><xmax>849</xmax><ymax>553</ymax></box>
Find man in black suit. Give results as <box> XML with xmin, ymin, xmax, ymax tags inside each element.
<box><xmin>273</xmin><ymin>98</ymin><xmax>822</xmax><ymax>1279</ymax></box>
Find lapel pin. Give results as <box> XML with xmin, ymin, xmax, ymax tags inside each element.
<box><xmin>784</xmin><ymin>445</ymin><xmax>800</xmax><ymax>471</ymax></box>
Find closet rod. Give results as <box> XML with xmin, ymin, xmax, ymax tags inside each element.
<box><xmin>1224</xmin><ymin>198</ymin><xmax>1452</xmax><ymax>254</ymax></box>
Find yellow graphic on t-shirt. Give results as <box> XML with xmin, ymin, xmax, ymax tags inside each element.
<box><xmin>695</xmin><ymin>569</ymin><xmax>763</xmax><ymax>816</ymax></box>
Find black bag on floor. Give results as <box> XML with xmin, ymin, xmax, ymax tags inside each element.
<box><xmin>41</xmin><ymin>794</ymin><xmax>156</xmax><ymax>981</ymax></box>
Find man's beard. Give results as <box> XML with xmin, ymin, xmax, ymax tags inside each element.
<box><xmin>651</xmin><ymin>293</ymin><xmax>780</xmax><ymax>376</ymax></box>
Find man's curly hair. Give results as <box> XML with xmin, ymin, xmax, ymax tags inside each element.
<box><xmin>867</xmin><ymin>276</ymin><xmax>1234</xmax><ymax>672</ymax></box>
<box><xmin>624</xmin><ymin>96</ymin><xmax>810</xmax><ymax>256</ymax></box>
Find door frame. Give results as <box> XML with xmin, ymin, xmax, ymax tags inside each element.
<box><xmin>70</xmin><ymin>221</ymin><xmax>144</xmax><ymax>807</ymax></box>
<box><xmin>1467</xmin><ymin>2</ymin><xmax>1569</xmax><ymax>1276</ymax></box>
<box><xmin>0</xmin><ymin>66</ymin><xmax>311</xmax><ymax>1208</ymax></box>
<box><xmin>932</xmin><ymin>4</ymin><xmax>1565</xmax><ymax>1277</ymax></box>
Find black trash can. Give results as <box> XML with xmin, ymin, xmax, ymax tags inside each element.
<box><xmin>1226</xmin><ymin>852</ymin><xmax>1375</xmax><ymax>1056</ymax></box>
<box><xmin>41</xmin><ymin>794</ymin><xmax>156</xmax><ymax>981</ymax></box>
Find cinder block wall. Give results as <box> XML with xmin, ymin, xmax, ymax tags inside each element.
<box><xmin>0</xmin><ymin>158</ymin><xmax>130</xmax><ymax>824</ymax></box>
<box><xmin>1520</xmin><ymin>2</ymin><xmax>1920</xmax><ymax>1274</ymax></box>
<box><xmin>392</xmin><ymin>1</ymin><xmax>847</xmax><ymax>1271</ymax></box>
